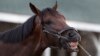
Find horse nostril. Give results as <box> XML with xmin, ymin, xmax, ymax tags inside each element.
<box><xmin>69</xmin><ymin>33</ymin><xmax>75</xmax><ymax>37</ymax></box>
<box><xmin>68</xmin><ymin>33</ymin><xmax>81</xmax><ymax>42</ymax></box>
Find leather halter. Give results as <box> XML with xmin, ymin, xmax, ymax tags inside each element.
<box><xmin>43</xmin><ymin>26</ymin><xmax>79</xmax><ymax>52</ymax></box>
<box><xmin>43</xmin><ymin>27</ymin><xmax>76</xmax><ymax>41</ymax></box>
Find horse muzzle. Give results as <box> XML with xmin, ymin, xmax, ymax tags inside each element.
<box><xmin>60</xmin><ymin>38</ymin><xmax>79</xmax><ymax>52</ymax></box>
<box><xmin>43</xmin><ymin>26</ymin><xmax>81</xmax><ymax>52</ymax></box>
<box><xmin>60</xmin><ymin>31</ymin><xmax>81</xmax><ymax>52</ymax></box>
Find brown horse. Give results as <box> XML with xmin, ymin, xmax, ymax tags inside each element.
<box><xmin>0</xmin><ymin>3</ymin><xmax>81</xmax><ymax>56</ymax></box>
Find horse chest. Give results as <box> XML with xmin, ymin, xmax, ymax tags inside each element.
<box><xmin>0</xmin><ymin>42</ymin><xmax>34</xmax><ymax>56</ymax></box>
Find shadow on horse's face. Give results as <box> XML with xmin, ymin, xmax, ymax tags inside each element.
<box><xmin>30</xmin><ymin>3</ymin><xmax>81</xmax><ymax>52</ymax></box>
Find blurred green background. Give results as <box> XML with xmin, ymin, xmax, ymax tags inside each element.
<box><xmin>0</xmin><ymin>0</ymin><xmax>100</xmax><ymax>24</ymax></box>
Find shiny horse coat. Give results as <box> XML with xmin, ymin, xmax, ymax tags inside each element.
<box><xmin>0</xmin><ymin>2</ymin><xmax>81</xmax><ymax>56</ymax></box>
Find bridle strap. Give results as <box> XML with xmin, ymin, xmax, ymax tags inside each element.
<box><xmin>43</xmin><ymin>27</ymin><xmax>76</xmax><ymax>41</ymax></box>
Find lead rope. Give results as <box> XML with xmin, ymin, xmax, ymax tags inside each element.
<box><xmin>71</xmin><ymin>44</ymin><xmax>91</xmax><ymax>56</ymax></box>
<box><xmin>78</xmin><ymin>44</ymin><xmax>91</xmax><ymax>56</ymax></box>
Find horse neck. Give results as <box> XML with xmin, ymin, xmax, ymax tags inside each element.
<box><xmin>32</xmin><ymin>40</ymin><xmax>46</xmax><ymax>56</ymax></box>
<box><xmin>24</xmin><ymin>17</ymin><xmax>48</xmax><ymax>56</ymax></box>
<box><xmin>22</xmin><ymin>32</ymin><xmax>47</xmax><ymax>56</ymax></box>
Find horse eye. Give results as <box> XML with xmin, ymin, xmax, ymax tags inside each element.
<box><xmin>45</xmin><ymin>21</ymin><xmax>52</xmax><ymax>25</ymax></box>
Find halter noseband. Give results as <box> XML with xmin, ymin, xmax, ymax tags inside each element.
<box><xmin>43</xmin><ymin>27</ymin><xmax>76</xmax><ymax>41</ymax></box>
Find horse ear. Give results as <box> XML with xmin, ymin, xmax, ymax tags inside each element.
<box><xmin>52</xmin><ymin>1</ymin><xmax>58</xmax><ymax>10</ymax></box>
<box><xmin>29</xmin><ymin>3</ymin><xmax>40</xmax><ymax>15</ymax></box>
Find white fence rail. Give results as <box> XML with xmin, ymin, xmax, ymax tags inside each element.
<box><xmin>0</xmin><ymin>12</ymin><xmax>100</xmax><ymax>32</ymax></box>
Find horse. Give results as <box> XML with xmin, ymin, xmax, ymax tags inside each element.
<box><xmin>0</xmin><ymin>2</ymin><xmax>81</xmax><ymax>56</ymax></box>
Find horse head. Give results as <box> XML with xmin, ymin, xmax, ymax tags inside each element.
<box><xmin>29</xmin><ymin>2</ymin><xmax>81</xmax><ymax>52</ymax></box>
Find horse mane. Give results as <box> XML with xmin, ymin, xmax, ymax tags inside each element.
<box><xmin>0</xmin><ymin>16</ymin><xmax>36</xmax><ymax>43</ymax></box>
